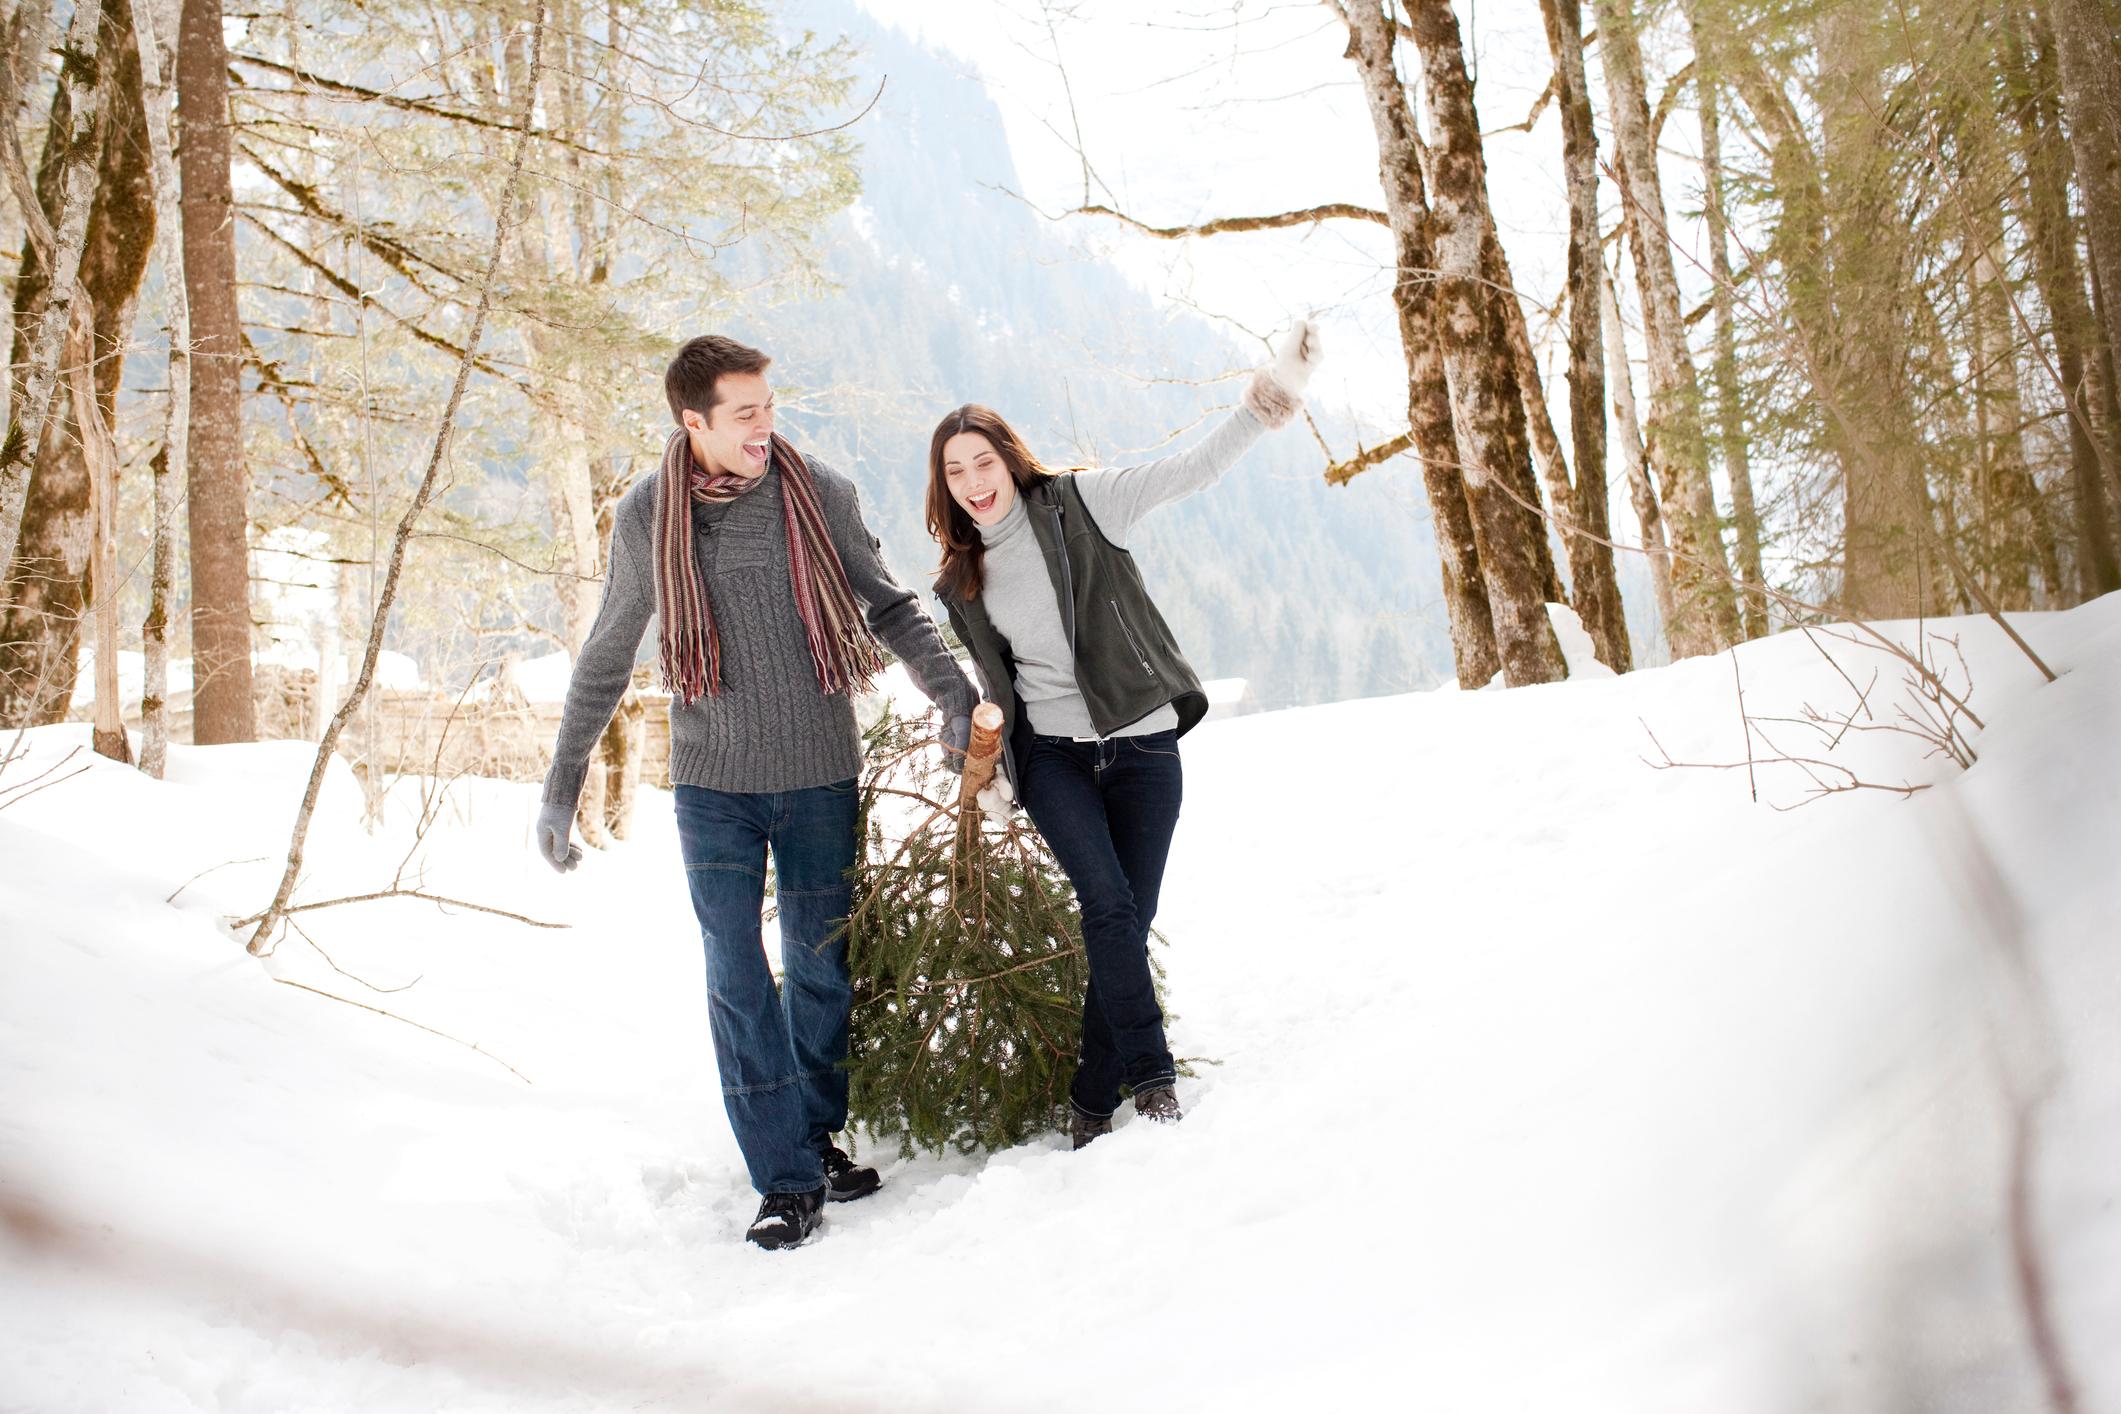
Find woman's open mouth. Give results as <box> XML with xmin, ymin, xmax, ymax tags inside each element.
<box><xmin>969</xmin><ymin>490</ymin><xmax>997</xmax><ymax>514</ymax></box>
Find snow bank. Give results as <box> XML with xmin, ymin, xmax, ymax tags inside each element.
<box><xmin>3</xmin><ymin>596</ymin><xmax>2116</xmax><ymax>1412</ymax></box>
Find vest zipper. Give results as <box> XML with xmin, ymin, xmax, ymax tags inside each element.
<box><xmin>1045</xmin><ymin>495</ymin><xmax>1112</xmax><ymax>740</ymax></box>
<box><xmin>1048</xmin><ymin>499</ymin><xmax>1078</xmax><ymax>658</ymax></box>
<box><xmin>1109</xmin><ymin>598</ymin><xmax>1158</xmax><ymax>682</ymax></box>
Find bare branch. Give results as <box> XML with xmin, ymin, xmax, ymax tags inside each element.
<box><xmin>1323</xmin><ymin>430</ymin><xmax>1417</xmax><ymax>486</ymax></box>
<box><xmin>0</xmin><ymin>745</ymin><xmax>86</xmax><ymax>811</ymax></box>
<box><xmin>271</xmin><ymin>977</ymin><xmax>530</xmax><ymax>1083</ymax></box>
<box><xmin>165</xmin><ymin>855</ymin><xmax>271</xmax><ymax>904</ymax></box>
<box><xmin>235</xmin><ymin>888</ymin><xmax>570</xmax><ymax>931</ymax></box>
<box><xmin>1069</xmin><ymin>200</ymin><xmax>1387</xmax><ymax>238</ymax></box>
<box><xmin>229</xmin><ymin>51</ymin><xmax>610</xmax><ymax>155</ymax></box>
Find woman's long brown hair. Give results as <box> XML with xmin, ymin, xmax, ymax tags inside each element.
<box><xmin>926</xmin><ymin>404</ymin><xmax>1059</xmax><ymax>602</ymax></box>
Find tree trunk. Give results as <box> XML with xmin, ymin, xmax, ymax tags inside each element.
<box><xmin>2050</xmin><ymin>0</ymin><xmax>2121</xmax><ymax>389</ymax></box>
<box><xmin>2093</xmin><ymin>260</ymin><xmax>2121</xmax><ymax>512</ymax></box>
<box><xmin>1335</xmin><ymin>0</ymin><xmax>1502</xmax><ymax>688</ymax></box>
<box><xmin>177</xmin><ymin>0</ymin><xmax>254</xmax><ymax>742</ymax></box>
<box><xmin>0</xmin><ymin>0</ymin><xmax>109</xmax><ymax>592</ymax></box>
<box><xmin>133</xmin><ymin>0</ymin><xmax>186</xmax><ymax>778</ymax></box>
<box><xmin>1696</xmin><ymin>69</ymin><xmax>1768</xmax><ymax>637</ymax></box>
<box><xmin>1969</xmin><ymin>174</ymin><xmax>2064</xmax><ymax>607</ymax></box>
<box><xmin>2014</xmin><ymin>6</ymin><xmax>2120</xmax><ymax>599</ymax></box>
<box><xmin>1537</xmin><ymin>0</ymin><xmax>1628</xmax><ymax>670</ymax></box>
<box><xmin>510</xmin><ymin>0</ymin><xmax>620</xmax><ymax>838</ymax></box>
<box><xmin>1603</xmin><ymin>261</ymin><xmax>1675</xmax><ymax>640</ymax></box>
<box><xmin>0</xmin><ymin>0</ymin><xmax>151</xmax><ymax>728</ymax></box>
<box><xmin>71</xmin><ymin>321</ymin><xmax>128</xmax><ymax>761</ymax></box>
<box><xmin>1397</xmin><ymin>0</ymin><xmax>1566</xmax><ymax>686</ymax></box>
<box><xmin>1592</xmin><ymin>0</ymin><xmax>1740</xmax><ymax>655</ymax></box>
<box><xmin>1480</xmin><ymin>226</ymin><xmax>1569</xmax><ymax>611</ymax></box>
<box><xmin>1818</xmin><ymin>9</ymin><xmax>1939</xmax><ymax>619</ymax></box>
<box><xmin>1719</xmin><ymin>37</ymin><xmax>1931</xmax><ymax>616</ymax></box>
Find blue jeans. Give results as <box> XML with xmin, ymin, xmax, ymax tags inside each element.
<box><xmin>1017</xmin><ymin>729</ymin><xmax>1184</xmax><ymax>1118</ymax></box>
<box><xmin>674</xmin><ymin>779</ymin><xmax>859</xmax><ymax>1195</ymax></box>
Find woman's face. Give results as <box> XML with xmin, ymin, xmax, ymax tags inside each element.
<box><xmin>941</xmin><ymin>431</ymin><xmax>1017</xmax><ymax>527</ymax></box>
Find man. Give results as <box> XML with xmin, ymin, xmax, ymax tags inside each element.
<box><xmin>535</xmin><ymin>334</ymin><xmax>975</xmax><ymax>1250</ymax></box>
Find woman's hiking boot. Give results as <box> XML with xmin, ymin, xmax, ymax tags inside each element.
<box><xmin>1133</xmin><ymin>1083</ymin><xmax>1182</xmax><ymax>1124</ymax></box>
<box><xmin>1069</xmin><ymin>1103</ymin><xmax>1113</xmax><ymax>1151</ymax></box>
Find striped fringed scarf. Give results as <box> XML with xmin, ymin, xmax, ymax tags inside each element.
<box><xmin>652</xmin><ymin>428</ymin><xmax>886</xmax><ymax>705</ymax></box>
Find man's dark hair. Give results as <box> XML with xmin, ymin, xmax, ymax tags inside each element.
<box><xmin>664</xmin><ymin>335</ymin><xmax>771</xmax><ymax>425</ymax></box>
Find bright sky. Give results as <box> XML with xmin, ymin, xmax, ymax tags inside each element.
<box><xmin>849</xmin><ymin>0</ymin><xmax>1619</xmax><ymax>441</ymax></box>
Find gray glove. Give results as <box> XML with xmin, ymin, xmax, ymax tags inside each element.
<box><xmin>536</xmin><ymin>801</ymin><xmax>582</xmax><ymax>873</ymax></box>
<box><xmin>941</xmin><ymin>712</ymin><xmax>971</xmax><ymax>774</ymax></box>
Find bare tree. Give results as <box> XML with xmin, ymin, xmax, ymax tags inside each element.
<box><xmin>1687</xmin><ymin>29</ymin><xmax>1770</xmax><ymax>637</ymax></box>
<box><xmin>2009</xmin><ymin>6</ymin><xmax>2120</xmax><ymax>598</ymax></box>
<box><xmin>1537</xmin><ymin>0</ymin><xmax>1630</xmax><ymax>670</ymax></box>
<box><xmin>247</xmin><ymin>0</ymin><xmax>549</xmax><ymax>957</ymax></box>
<box><xmin>0</xmin><ymin>0</ymin><xmax>110</xmax><ymax>579</ymax></box>
<box><xmin>1604</xmin><ymin>261</ymin><xmax>1676</xmax><ymax>633</ymax></box>
<box><xmin>1328</xmin><ymin>0</ymin><xmax>1504</xmax><ymax>686</ymax></box>
<box><xmin>134</xmin><ymin>0</ymin><xmax>185</xmax><ymax>778</ymax></box>
<box><xmin>177</xmin><ymin>0</ymin><xmax>253</xmax><ymax>743</ymax></box>
<box><xmin>0</xmin><ymin>0</ymin><xmax>151</xmax><ymax>728</ymax></box>
<box><xmin>69</xmin><ymin>324</ymin><xmax>126</xmax><ymax>760</ymax></box>
<box><xmin>1593</xmin><ymin>0</ymin><xmax>1741</xmax><ymax>654</ymax></box>
<box><xmin>2048</xmin><ymin>0</ymin><xmax>2121</xmax><ymax>385</ymax></box>
<box><xmin>1393</xmin><ymin>0</ymin><xmax>1566</xmax><ymax>684</ymax></box>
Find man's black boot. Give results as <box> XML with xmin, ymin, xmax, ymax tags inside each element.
<box><xmin>746</xmin><ymin>1186</ymin><xmax>825</xmax><ymax>1249</ymax></box>
<box><xmin>819</xmin><ymin>1142</ymin><xmax>881</xmax><ymax>1202</ymax></box>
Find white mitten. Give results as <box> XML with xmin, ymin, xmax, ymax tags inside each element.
<box><xmin>974</xmin><ymin>775</ymin><xmax>1015</xmax><ymax>827</ymax></box>
<box><xmin>1269</xmin><ymin>316</ymin><xmax>1324</xmax><ymax>396</ymax></box>
<box><xmin>1244</xmin><ymin>317</ymin><xmax>1324</xmax><ymax>428</ymax></box>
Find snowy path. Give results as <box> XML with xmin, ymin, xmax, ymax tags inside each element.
<box><xmin>3</xmin><ymin>597</ymin><xmax>2117</xmax><ymax>1411</ymax></box>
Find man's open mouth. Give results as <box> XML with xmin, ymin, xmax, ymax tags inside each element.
<box><xmin>744</xmin><ymin>439</ymin><xmax>770</xmax><ymax>464</ymax></box>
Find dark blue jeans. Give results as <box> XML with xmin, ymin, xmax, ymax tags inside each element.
<box><xmin>1018</xmin><ymin>729</ymin><xmax>1184</xmax><ymax>1118</ymax></box>
<box><xmin>674</xmin><ymin>779</ymin><xmax>859</xmax><ymax>1195</ymax></box>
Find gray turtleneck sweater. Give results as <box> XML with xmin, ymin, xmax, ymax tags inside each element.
<box><xmin>977</xmin><ymin>405</ymin><xmax>1267</xmax><ymax>739</ymax></box>
<box><xmin>543</xmin><ymin>452</ymin><xmax>975</xmax><ymax>807</ymax></box>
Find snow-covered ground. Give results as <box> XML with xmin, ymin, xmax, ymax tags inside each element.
<box><xmin>3</xmin><ymin>597</ymin><xmax>2117</xmax><ymax>1413</ymax></box>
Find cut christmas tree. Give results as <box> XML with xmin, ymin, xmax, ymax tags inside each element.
<box><xmin>841</xmin><ymin>701</ymin><xmax>1093</xmax><ymax>1156</ymax></box>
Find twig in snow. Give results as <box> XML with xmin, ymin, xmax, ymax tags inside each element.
<box><xmin>1730</xmin><ymin>650</ymin><xmax>1756</xmax><ymax>804</ymax></box>
<box><xmin>271</xmin><ymin>977</ymin><xmax>529</xmax><ymax>1084</ymax></box>
<box><xmin>0</xmin><ymin>746</ymin><xmax>86</xmax><ymax>811</ymax></box>
<box><xmin>288</xmin><ymin>915</ymin><xmax>421</xmax><ymax>995</ymax></box>
<box><xmin>234</xmin><ymin>888</ymin><xmax>568</xmax><ymax>931</ymax></box>
<box><xmin>1802</xmin><ymin>628</ymin><xmax>1876</xmax><ymax>724</ymax></box>
<box><xmin>1637</xmin><ymin>720</ymin><xmax>1925</xmax><ymax>806</ymax></box>
<box><xmin>165</xmin><ymin>856</ymin><xmax>271</xmax><ymax>903</ymax></box>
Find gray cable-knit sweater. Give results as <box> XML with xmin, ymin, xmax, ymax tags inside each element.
<box><xmin>542</xmin><ymin>452</ymin><xmax>975</xmax><ymax>807</ymax></box>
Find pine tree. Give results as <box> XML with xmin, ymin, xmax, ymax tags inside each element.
<box><xmin>841</xmin><ymin>703</ymin><xmax>1155</xmax><ymax>1157</ymax></box>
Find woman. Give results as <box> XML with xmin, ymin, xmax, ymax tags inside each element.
<box><xmin>923</xmin><ymin>321</ymin><xmax>1321</xmax><ymax>1148</ymax></box>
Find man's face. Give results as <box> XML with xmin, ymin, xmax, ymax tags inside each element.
<box><xmin>681</xmin><ymin>371</ymin><xmax>775</xmax><ymax>478</ymax></box>
<box><xmin>942</xmin><ymin>431</ymin><xmax>1016</xmax><ymax>526</ymax></box>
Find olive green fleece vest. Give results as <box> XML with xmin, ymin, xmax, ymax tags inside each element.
<box><xmin>938</xmin><ymin>475</ymin><xmax>1206</xmax><ymax>785</ymax></box>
